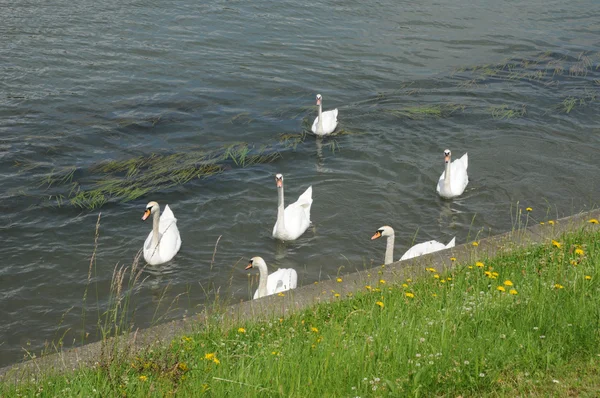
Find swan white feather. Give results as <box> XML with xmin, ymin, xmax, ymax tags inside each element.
<box><xmin>142</xmin><ymin>201</ymin><xmax>182</xmax><ymax>265</ymax></box>
<box><xmin>311</xmin><ymin>93</ymin><xmax>338</xmax><ymax>136</ymax></box>
<box><xmin>437</xmin><ymin>149</ymin><xmax>469</xmax><ymax>198</ymax></box>
<box><xmin>272</xmin><ymin>174</ymin><xmax>312</xmax><ymax>241</ymax></box>
<box><xmin>246</xmin><ymin>256</ymin><xmax>298</xmax><ymax>299</ymax></box>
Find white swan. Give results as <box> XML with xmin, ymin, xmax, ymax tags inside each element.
<box><xmin>437</xmin><ymin>149</ymin><xmax>469</xmax><ymax>199</ymax></box>
<box><xmin>311</xmin><ymin>94</ymin><xmax>338</xmax><ymax>136</ymax></box>
<box><xmin>371</xmin><ymin>225</ymin><xmax>456</xmax><ymax>264</ymax></box>
<box><xmin>142</xmin><ymin>201</ymin><xmax>182</xmax><ymax>265</ymax></box>
<box><xmin>245</xmin><ymin>256</ymin><xmax>298</xmax><ymax>299</ymax></box>
<box><xmin>272</xmin><ymin>173</ymin><xmax>312</xmax><ymax>241</ymax></box>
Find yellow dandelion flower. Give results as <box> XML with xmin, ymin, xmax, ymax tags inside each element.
<box><xmin>139</xmin><ymin>375</ymin><xmax>148</xmax><ymax>382</ymax></box>
<box><xmin>450</xmin><ymin>257</ymin><xmax>457</xmax><ymax>262</ymax></box>
<box><xmin>491</xmin><ymin>272</ymin><xmax>499</xmax><ymax>278</ymax></box>
<box><xmin>503</xmin><ymin>280</ymin><xmax>513</xmax><ymax>286</ymax></box>
<box><xmin>548</xmin><ymin>220</ymin><xmax>555</xmax><ymax>225</ymax></box>
<box><xmin>432</xmin><ymin>293</ymin><xmax>437</xmax><ymax>297</ymax></box>
<box><xmin>178</xmin><ymin>362</ymin><xmax>188</xmax><ymax>372</ymax></box>
<box><xmin>585</xmin><ymin>275</ymin><xmax>592</xmax><ymax>280</ymax></box>
<box><xmin>509</xmin><ymin>289</ymin><xmax>518</xmax><ymax>295</ymax></box>
<box><xmin>484</xmin><ymin>271</ymin><xmax>492</xmax><ymax>277</ymax></box>
<box><xmin>334</xmin><ymin>293</ymin><xmax>340</xmax><ymax>298</ymax></box>
<box><xmin>526</xmin><ymin>207</ymin><xmax>532</xmax><ymax>212</ymax></box>
<box><xmin>406</xmin><ymin>278</ymin><xmax>412</xmax><ymax>282</ymax></box>
<box><xmin>497</xmin><ymin>286</ymin><xmax>506</xmax><ymax>292</ymax></box>
<box><xmin>405</xmin><ymin>292</ymin><xmax>415</xmax><ymax>298</ymax></box>
<box><xmin>311</xmin><ymin>326</ymin><xmax>319</xmax><ymax>333</ymax></box>
<box><xmin>472</xmin><ymin>241</ymin><xmax>479</xmax><ymax>247</ymax></box>
<box><xmin>204</xmin><ymin>353</ymin><xmax>215</xmax><ymax>361</ymax></box>
<box><xmin>440</xmin><ymin>279</ymin><xmax>446</xmax><ymax>284</ymax></box>
<box><xmin>379</xmin><ymin>279</ymin><xmax>386</xmax><ymax>284</ymax></box>
<box><xmin>589</xmin><ymin>218</ymin><xmax>599</xmax><ymax>224</ymax></box>
<box><xmin>426</xmin><ymin>267</ymin><xmax>437</xmax><ymax>273</ymax></box>
<box><xmin>540</xmin><ymin>222</ymin><xmax>545</xmax><ymax>225</ymax></box>
<box><xmin>401</xmin><ymin>283</ymin><xmax>408</xmax><ymax>288</ymax></box>
<box><xmin>373</xmin><ymin>288</ymin><xmax>381</xmax><ymax>292</ymax></box>
<box><xmin>271</xmin><ymin>351</ymin><xmax>278</xmax><ymax>355</ymax></box>
<box><xmin>551</xmin><ymin>240</ymin><xmax>561</xmax><ymax>248</ymax></box>
<box><xmin>554</xmin><ymin>283</ymin><xmax>564</xmax><ymax>289</ymax></box>
<box><xmin>365</xmin><ymin>285</ymin><xmax>372</xmax><ymax>290</ymax></box>
<box><xmin>314</xmin><ymin>281</ymin><xmax>318</xmax><ymax>284</ymax></box>
<box><xmin>238</xmin><ymin>327</ymin><xmax>246</xmax><ymax>334</ymax></box>
<box><xmin>575</xmin><ymin>248</ymin><xmax>584</xmax><ymax>256</ymax></box>
<box><xmin>570</xmin><ymin>259</ymin><xmax>578</xmax><ymax>266</ymax></box>
<box><xmin>277</xmin><ymin>292</ymin><xmax>285</xmax><ymax>297</ymax></box>
<box><xmin>433</xmin><ymin>274</ymin><xmax>440</xmax><ymax>279</ymax></box>
<box><xmin>336</xmin><ymin>277</ymin><xmax>342</xmax><ymax>283</ymax></box>
<box><xmin>468</xmin><ymin>265</ymin><xmax>473</xmax><ymax>269</ymax></box>
<box><xmin>476</xmin><ymin>261</ymin><xmax>484</xmax><ymax>268</ymax></box>
<box><xmin>447</xmin><ymin>277</ymin><xmax>452</xmax><ymax>281</ymax></box>
<box><xmin>376</xmin><ymin>301</ymin><xmax>384</xmax><ymax>308</ymax></box>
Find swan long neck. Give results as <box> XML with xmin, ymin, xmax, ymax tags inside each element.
<box><xmin>385</xmin><ymin>233</ymin><xmax>395</xmax><ymax>265</ymax></box>
<box><xmin>152</xmin><ymin>205</ymin><xmax>160</xmax><ymax>248</ymax></box>
<box><xmin>276</xmin><ymin>186</ymin><xmax>285</xmax><ymax>232</ymax></box>
<box><xmin>444</xmin><ymin>159</ymin><xmax>451</xmax><ymax>189</ymax></box>
<box><xmin>317</xmin><ymin>103</ymin><xmax>324</xmax><ymax>133</ymax></box>
<box><xmin>256</xmin><ymin>262</ymin><xmax>269</xmax><ymax>298</ymax></box>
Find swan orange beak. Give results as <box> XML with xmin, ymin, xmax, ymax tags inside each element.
<box><xmin>142</xmin><ymin>209</ymin><xmax>151</xmax><ymax>221</ymax></box>
<box><xmin>245</xmin><ymin>262</ymin><xmax>253</xmax><ymax>270</ymax></box>
<box><xmin>276</xmin><ymin>179</ymin><xmax>283</xmax><ymax>188</ymax></box>
<box><xmin>444</xmin><ymin>155</ymin><xmax>451</xmax><ymax>163</ymax></box>
<box><xmin>316</xmin><ymin>98</ymin><xmax>321</xmax><ymax>106</ymax></box>
<box><xmin>371</xmin><ymin>231</ymin><xmax>382</xmax><ymax>240</ymax></box>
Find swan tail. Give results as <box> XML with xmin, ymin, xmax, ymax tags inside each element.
<box><xmin>446</xmin><ymin>237</ymin><xmax>456</xmax><ymax>248</ymax></box>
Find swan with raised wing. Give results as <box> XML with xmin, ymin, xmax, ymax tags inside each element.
<box><xmin>272</xmin><ymin>173</ymin><xmax>312</xmax><ymax>241</ymax></box>
<box><xmin>437</xmin><ymin>149</ymin><xmax>469</xmax><ymax>198</ymax></box>
<box><xmin>311</xmin><ymin>94</ymin><xmax>338</xmax><ymax>136</ymax></box>
<box><xmin>142</xmin><ymin>201</ymin><xmax>182</xmax><ymax>265</ymax></box>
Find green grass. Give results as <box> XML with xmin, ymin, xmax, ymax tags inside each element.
<box><xmin>3</xmin><ymin>224</ymin><xmax>600</xmax><ymax>397</ymax></box>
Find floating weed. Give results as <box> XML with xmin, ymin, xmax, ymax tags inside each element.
<box><xmin>386</xmin><ymin>104</ymin><xmax>465</xmax><ymax>120</ymax></box>
<box><xmin>489</xmin><ymin>104</ymin><xmax>527</xmax><ymax>120</ymax></box>
<box><xmin>29</xmin><ymin>142</ymin><xmax>284</xmax><ymax>209</ymax></box>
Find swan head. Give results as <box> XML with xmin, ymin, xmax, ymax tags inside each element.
<box><xmin>444</xmin><ymin>149</ymin><xmax>451</xmax><ymax>164</ymax></box>
<box><xmin>371</xmin><ymin>225</ymin><xmax>394</xmax><ymax>240</ymax></box>
<box><xmin>275</xmin><ymin>173</ymin><xmax>284</xmax><ymax>189</ymax></box>
<box><xmin>245</xmin><ymin>256</ymin><xmax>266</xmax><ymax>270</ymax></box>
<box><xmin>142</xmin><ymin>201</ymin><xmax>159</xmax><ymax>221</ymax></box>
<box><xmin>316</xmin><ymin>93</ymin><xmax>322</xmax><ymax>106</ymax></box>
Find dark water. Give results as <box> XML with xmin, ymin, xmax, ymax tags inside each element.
<box><xmin>1</xmin><ymin>0</ymin><xmax>599</xmax><ymax>367</ymax></box>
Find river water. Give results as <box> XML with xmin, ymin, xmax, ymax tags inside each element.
<box><xmin>1</xmin><ymin>0</ymin><xmax>599</xmax><ymax>367</ymax></box>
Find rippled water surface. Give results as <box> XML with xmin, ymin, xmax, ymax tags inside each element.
<box><xmin>1</xmin><ymin>0</ymin><xmax>600</xmax><ymax>367</ymax></box>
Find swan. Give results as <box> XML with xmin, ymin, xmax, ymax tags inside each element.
<box><xmin>245</xmin><ymin>256</ymin><xmax>298</xmax><ymax>299</ymax></box>
<box><xmin>437</xmin><ymin>149</ymin><xmax>469</xmax><ymax>198</ymax></box>
<box><xmin>141</xmin><ymin>201</ymin><xmax>182</xmax><ymax>265</ymax></box>
<box><xmin>311</xmin><ymin>94</ymin><xmax>338</xmax><ymax>136</ymax></box>
<box><xmin>272</xmin><ymin>173</ymin><xmax>312</xmax><ymax>241</ymax></box>
<box><xmin>371</xmin><ymin>225</ymin><xmax>456</xmax><ymax>264</ymax></box>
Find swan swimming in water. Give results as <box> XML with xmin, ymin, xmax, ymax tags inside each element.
<box><xmin>245</xmin><ymin>256</ymin><xmax>298</xmax><ymax>299</ymax></box>
<box><xmin>371</xmin><ymin>225</ymin><xmax>455</xmax><ymax>265</ymax></box>
<box><xmin>141</xmin><ymin>201</ymin><xmax>182</xmax><ymax>265</ymax></box>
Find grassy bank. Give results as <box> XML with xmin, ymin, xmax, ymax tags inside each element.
<box><xmin>3</xmin><ymin>223</ymin><xmax>600</xmax><ymax>397</ymax></box>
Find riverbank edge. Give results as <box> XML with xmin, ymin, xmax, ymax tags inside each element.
<box><xmin>1</xmin><ymin>208</ymin><xmax>598</xmax><ymax>384</ymax></box>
